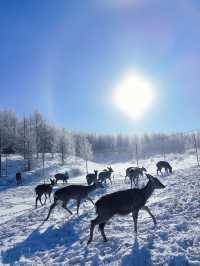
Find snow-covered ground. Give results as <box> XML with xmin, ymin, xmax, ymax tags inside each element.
<box><xmin>0</xmin><ymin>152</ymin><xmax>200</xmax><ymax>265</ymax></box>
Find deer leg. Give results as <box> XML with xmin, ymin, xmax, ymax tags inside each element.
<box><xmin>39</xmin><ymin>195</ymin><xmax>43</xmax><ymax>206</ymax></box>
<box><xmin>134</xmin><ymin>177</ymin><xmax>137</xmax><ymax>187</ymax></box>
<box><xmin>109</xmin><ymin>177</ymin><xmax>112</xmax><ymax>185</ymax></box>
<box><xmin>133</xmin><ymin>176</ymin><xmax>137</xmax><ymax>187</ymax></box>
<box><xmin>99</xmin><ymin>223</ymin><xmax>107</xmax><ymax>242</ymax></box>
<box><xmin>87</xmin><ymin>216</ymin><xmax>102</xmax><ymax>244</ymax></box>
<box><xmin>62</xmin><ymin>202</ymin><xmax>73</xmax><ymax>215</ymax></box>
<box><xmin>44</xmin><ymin>202</ymin><xmax>57</xmax><ymax>221</ymax></box>
<box><xmin>132</xmin><ymin>210</ymin><xmax>139</xmax><ymax>234</ymax></box>
<box><xmin>87</xmin><ymin>196</ymin><xmax>94</xmax><ymax>205</ymax></box>
<box><xmin>48</xmin><ymin>192</ymin><xmax>51</xmax><ymax>202</ymax></box>
<box><xmin>136</xmin><ymin>176</ymin><xmax>139</xmax><ymax>187</ymax></box>
<box><xmin>87</xmin><ymin>220</ymin><xmax>96</xmax><ymax>244</ymax></box>
<box><xmin>35</xmin><ymin>196</ymin><xmax>39</xmax><ymax>208</ymax></box>
<box><xmin>124</xmin><ymin>176</ymin><xmax>127</xmax><ymax>183</ymax></box>
<box><xmin>142</xmin><ymin>206</ymin><xmax>157</xmax><ymax>226</ymax></box>
<box><xmin>44</xmin><ymin>194</ymin><xmax>47</xmax><ymax>205</ymax></box>
<box><xmin>77</xmin><ymin>199</ymin><xmax>81</xmax><ymax>215</ymax></box>
<box><xmin>131</xmin><ymin>177</ymin><xmax>133</xmax><ymax>188</ymax></box>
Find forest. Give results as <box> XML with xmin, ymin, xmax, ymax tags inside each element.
<box><xmin>0</xmin><ymin>109</ymin><xmax>197</xmax><ymax>174</ymax></box>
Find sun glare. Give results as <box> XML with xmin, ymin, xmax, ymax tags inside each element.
<box><xmin>113</xmin><ymin>72</ymin><xmax>155</xmax><ymax>120</ymax></box>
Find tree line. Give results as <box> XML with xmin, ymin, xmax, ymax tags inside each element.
<box><xmin>0</xmin><ymin>109</ymin><xmax>198</xmax><ymax>175</ymax></box>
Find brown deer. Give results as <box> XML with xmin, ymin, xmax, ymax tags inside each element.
<box><xmin>86</xmin><ymin>170</ymin><xmax>98</xmax><ymax>185</ymax></box>
<box><xmin>16</xmin><ymin>172</ymin><xmax>22</xmax><ymax>185</ymax></box>
<box><xmin>156</xmin><ymin>161</ymin><xmax>172</xmax><ymax>175</ymax></box>
<box><xmin>98</xmin><ymin>167</ymin><xmax>114</xmax><ymax>185</ymax></box>
<box><xmin>87</xmin><ymin>174</ymin><xmax>165</xmax><ymax>244</ymax></box>
<box><xmin>125</xmin><ymin>167</ymin><xmax>146</xmax><ymax>185</ymax></box>
<box><xmin>35</xmin><ymin>179</ymin><xmax>55</xmax><ymax>208</ymax></box>
<box><xmin>128</xmin><ymin>167</ymin><xmax>147</xmax><ymax>188</ymax></box>
<box><xmin>124</xmin><ymin>167</ymin><xmax>134</xmax><ymax>183</ymax></box>
<box><xmin>54</xmin><ymin>172</ymin><xmax>69</xmax><ymax>184</ymax></box>
<box><xmin>44</xmin><ymin>181</ymin><xmax>104</xmax><ymax>222</ymax></box>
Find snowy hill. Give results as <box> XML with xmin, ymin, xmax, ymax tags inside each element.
<box><xmin>0</xmin><ymin>152</ymin><xmax>200</xmax><ymax>265</ymax></box>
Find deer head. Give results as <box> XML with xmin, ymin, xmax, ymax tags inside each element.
<box><xmin>146</xmin><ymin>174</ymin><xmax>165</xmax><ymax>189</ymax></box>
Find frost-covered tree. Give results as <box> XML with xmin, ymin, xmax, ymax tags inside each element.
<box><xmin>36</xmin><ymin>121</ymin><xmax>54</xmax><ymax>176</ymax></box>
<box><xmin>31</xmin><ymin>111</ymin><xmax>44</xmax><ymax>159</ymax></box>
<box><xmin>78</xmin><ymin>136</ymin><xmax>93</xmax><ymax>173</ymax></box>
<box><xmin>58</xmin><ymin>129</ymin><xmax>76</xmax><ymax>165</ymax></box>
<box><xmin>58</xmin><ymin>129</ymin><xmax>68</xmax><ymax>165</ymax></box>
<box><xmin>0</xmin><ymin>108</ymin><xmax>190</xmax><ymax>172</ymax></box>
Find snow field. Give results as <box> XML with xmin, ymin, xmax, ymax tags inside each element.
<box><xmin>0</xmin><ymin>152</ymin><xmax>200</xmax><ymax>265</ymax></box>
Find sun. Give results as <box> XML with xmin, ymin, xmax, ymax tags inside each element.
<box><xmin>113</xmin><ymin>71</ymin><xmax>155</xmax><ymax>120</ymax></box>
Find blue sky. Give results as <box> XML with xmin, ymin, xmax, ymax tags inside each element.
<box><xmin>0</xmin><ymin>0</ymin><xmax>200</xmax><ymax>133</ymax></box>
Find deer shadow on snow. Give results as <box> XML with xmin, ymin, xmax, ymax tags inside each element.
<box><xmin>121</xmin><ymin>238</ymin><xmax>153</xmax><ymax>266</ymax></box>
<box><xmin>1</xmin><ymin>217</ymin><xmax>80</xmax><ymax>265</ymax></box>
<box><xmin>84</xmin><ymin>236</ymin><xmax>154</xmax><ymax>265</ymax></box>
<box><xmin>1</xmin><ymin>185</ymin><xmax>107</xmax><ymax>265</ymax></box>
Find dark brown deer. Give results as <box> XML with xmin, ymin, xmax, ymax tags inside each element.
<box><xmin>156</xmin><ymin>161</ymin><xmax>172</xmax><ymax>175</ymax></box>
<box><xmin>124</xmin><ymin>167</ymin><xmax>134</xmax><ymax>183</ymax></box>
<box><xmin>44</xmin><ymin>181</ymin><xmax>104</xmax><ymax>221</ymax></box>
<box><xmin>87</xmin><ymin>174</ymin><xmax>165</xmax><ymax>244</ymax></box>
<box><xmin>86</xmin><ymin>170</ymin><xmax>98</xmax><ymax>185</ymax></box>
<box><xmin>128</xmin><ymin>167</ymin><xmax>147</xmax><ymax>188</ymax></box>
<box><xmin>16</xmin><ymin>172</ymin><xmax>22</xmax><ymax>185</ymax></box>
<box><xmin>54</xmin><ymin>172</ymin><xmax>69</xmax><ymax>184</ymax></box>
<box><xmin>35</xmin><ymin>179</ymin><xmax>55</xmax><ymax>208</ymax></box>
<box><xmin>98</xmin><ymin>167</ymin><xmax>114</xmax><ymax>185</ymax></box>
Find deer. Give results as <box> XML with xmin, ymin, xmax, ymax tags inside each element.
<box><xmin>16</xmin><ymin>172</ymin><xmax>22</xmax><ymax>185</ymax></box>
<box><xmin>44</xmin><ymin>181</ymin><xmax>104</xmax><ymax>222</ymax></box>
<box><xmin>124</xmin><ymin>167</ymin><xmax>146</xmax><ymax>183</ymax></box>
<box><xmin>35</xmin><ymin>179</ymin><xmax>55</xmax><ymax>208</ymax></box>
<box><xmin>128</xmin><ymin>167</ymin><xmax>147</xmax><ymax>188</ymax></box>
<box><xmin>86</xmin><ymin>170</ymin><xmax>98</xmax><ymax>185</ymax></box>
<box><xmin>124</xmin><ymin>167</ymin><xmax>134</xmax><ymax>183</ymax></box>
<box><xmin>156</xmin><ymin>161</ymin><xmax>172</xmax><ymax>176</ymax></box>
<box><xmin>103</xmin><ymin>168</ymin><xmax>115</xmax><ymax>182</ymax></box>
<box><xmin>98</xmin><ymin>167</ymin><xmax>114</xmax><ymax>185</ymax></box>
<box><xmin>54</xmin><ymin>172</ymin><xmax>69</xmax><ymax>184</ymax></box>
<box><xmin>87</xmin><ymin>174</ymin><xmax>165</xmax><ymax>244</ymax></box>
